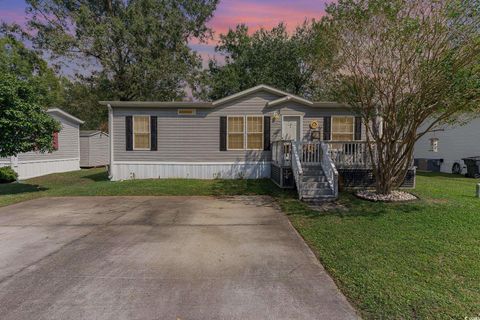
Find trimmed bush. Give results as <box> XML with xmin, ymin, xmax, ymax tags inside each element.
<box><xmin>0</xmin><ymin>166</ymin><xmax>18</xmax><ymax>183</ymax></box>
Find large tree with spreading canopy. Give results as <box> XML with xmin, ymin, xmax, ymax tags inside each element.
<box><xmin>314</xmin><ymin>0</ymin><xmax>480</xmax><ymax>194</ymax></box>
<box><xmin>200</xmin><ymin>23</ymin><xmax>320</xmax><ymax>100</ymax></box>
<box><xmin>15</xmin><ymin>0</ymin><xmax>219</xmax><ymax>101</ymax></box>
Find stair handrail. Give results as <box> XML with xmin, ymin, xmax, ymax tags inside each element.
<box><xmin>320</xmin><ymin>142</ymin><xmax>339</xmax><ymax>199</ymax></box>
<box><xmin>291</xmin><ymin>141</ymin><xmax>304</xmax><ymax>199</ymax></box>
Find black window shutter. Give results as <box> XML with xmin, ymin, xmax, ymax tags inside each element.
<box><xmin>354</xmin><ymin>116</ymin><xmax>362</xmax><ymax>140</ymax></box>
<box><xmin>125</xmin><ymin>116</ymin><xmax>133</xmax><ymax>151</ymax></box>
<box><xmin>263</xmin><ymin>116</ymin><xmax>271</xmax><ymax>151</ymax></box>
<box><xmin>323</xmin><ymin>116</ymin><xmax>331</xmax><ymax>141</ymax></box>
<box><xmin>150</xmin><ymin>116</ymin><xmax>157</xmax><ymax>151</ymax></box>
<box><xmin>220</xmin><ymin>117</ymin><xmax>227</xmax><ymax>151</ymax></box>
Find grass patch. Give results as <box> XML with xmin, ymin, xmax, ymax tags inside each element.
<box><xmin>0</xmin><ymin>169</ymin><xmax>479</xmax><ymax>318</ymax></box>
<box><xmin>286</xmin><ymin>172</ymin><xmax>480</xmax><ymax>319</ymax></box>
<box><xmin>0</xmin><ymin>168</ymin><xmax>293</xmax><ymax>207</ymax></box>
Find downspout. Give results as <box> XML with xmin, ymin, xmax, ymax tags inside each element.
<box><xmin>108</xmin><ymin>104</ymin><xmax>114</xmax><ymax>180</ymax></box>
<box><xmin>10</xmin><ymin>155</ymin><xmax>18</xmax><ymax>182</ymax></box>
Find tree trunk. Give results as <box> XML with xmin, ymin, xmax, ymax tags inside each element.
<box><xmin>373</xmin><ymin>142</ymin><xmax>413</xmax><ymax>195</ymax></box>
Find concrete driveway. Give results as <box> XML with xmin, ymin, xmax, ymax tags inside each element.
<box><xmin>0</xmin><ymin>196</ymin><xmax>357</xmax><ymax>320</ymax></box>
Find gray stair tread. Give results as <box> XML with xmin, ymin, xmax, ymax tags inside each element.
<box><xmin>293</xmin><ymin>162</ymin><xmax>337</xmax><ymax>200</ymax></box>
<box><xmin>302</xmin><ymin>176</ymin><xmax>327</xmax><ymax>182</ymax></box>
<box><xmin>302</xmin><ymin>190</ymin><xmax>334</xmax><ymax>196</ymax></box>
<box><xmin>302</xmin><ymin>182</ymin><xmax>330</xmax><ymax>188</ymax></box>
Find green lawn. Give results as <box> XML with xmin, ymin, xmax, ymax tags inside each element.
<box><xmin>0</xmin><ymin>168</ymin><xmax>479</xmax><ymax>319</ymax></box>
<box><xmin>286</xmin><ymin>172</ymin><xmax>480</xmax><ymax>319</ymax></box>
<box><xmin>0</xmin><ymin>168</ymin><xmax>288</xmax><ymax>207</ymax></box>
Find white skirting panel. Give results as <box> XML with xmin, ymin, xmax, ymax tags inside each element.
<box><xmin>0</xmin><ymin>161</ymin><xmax>11</xmax><ymax>168</ymax></box>
<box><xmin>15</xmin><ymin>158</ymin><xmax>80</xmax><ymax>180</ymax></box>
<box><xmin>110</xmin><ymin>162</ymin><xmax>271</xmax><ymax>181</ymax></box>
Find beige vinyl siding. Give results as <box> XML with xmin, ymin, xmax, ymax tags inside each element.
<box><xmin>112</xmin><ymin>92</ymin><xmax>276</xmax><ymax>162</ymax></box>
<box><xmin>88</xmin><ymin>133</ymin><xmax>109</xmax><ymax>166</ymax></box>
<box><xmin>18</xmin><ymin>115</ymin><xmax>80</xmax><ymax>162</ymax></box>
<box><xmin>112</xmin><ymin>92</ymin><xmax>362</xmax><ymax>163</ymax></box>
<box><xmin>80</xmin><ymin>133</ymin><xmax>109</xmax><ymax>167</ymax></box>
<box><xmin>80</xmin><ymin>136</ymin><xmax>90</xmax><ymax>167</ymax></box>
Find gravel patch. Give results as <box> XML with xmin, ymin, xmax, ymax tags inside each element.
<box><xmin>356</xmin><ymin>190</ymin><xmax>417</xmax><ymax>202</ymax></box>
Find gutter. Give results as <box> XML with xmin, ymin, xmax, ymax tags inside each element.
<box><xmin>107</xmin><ymin>104</ymin><xmax>114</xmax><ymax>180</ymax></box>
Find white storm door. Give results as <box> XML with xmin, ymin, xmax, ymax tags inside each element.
<box><xmin>282</xmin><ymin>116</ymin><xmax>301</xmax><ymax>141</ymax></box>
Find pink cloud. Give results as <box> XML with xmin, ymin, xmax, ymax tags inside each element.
<box><xmin>208</xmin><ymin>0</ymin><xmax>326</xmax><ymax>39</ymax></box>
<box><xmin>189</xmin><ymin>0</ymin><xmax>329</xmax><ymax>64</ymax></box>
<box><xmin>0</xmin><ymin>10</ymin><xmax>28</xmax><ymax>26</ymax></box>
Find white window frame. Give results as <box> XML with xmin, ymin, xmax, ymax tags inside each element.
<box><xmin>226</xmin><ymin>115</ymin><xmax>264</xmax><ymax>150</ymax></box>
<box><xmin>226</xmin><ymin>115</ymin><xmax>246</xmax><ymax>150</ymax></box>
<box><xmin>246</xmin><ymin>115</ymin><xmax>264</xmax><ymax>150</ymax></box>
<box><xmin>133</xmin><ymin>115</ymin><xmax>151</xmax><ymax>150</ymax></box>
<box><xmin>331</xmin><ymin>116</ymin><xmax>355</xmax><ymax>141</ymax></box>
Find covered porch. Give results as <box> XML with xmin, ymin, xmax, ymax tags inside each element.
<box><xmin>270</xmin><ymin>140</ymin><xmax>416</xmax><ymax>200</ymax></box>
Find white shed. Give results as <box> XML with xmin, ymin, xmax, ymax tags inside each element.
<box><xmin>80</xmin><ymin>131</ymin><xmax>109</xmax><ymax>167</ymax></box>
<box><xmin>0</xmin><ymin>108</ymin><xmax>84</xmax><ymax>179</ymax></box>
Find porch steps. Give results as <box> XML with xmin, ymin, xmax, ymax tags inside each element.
<box><xmin>298</xmin><ymin>165</ymin><xmax>336</xmax><ymax>201</ymax></box>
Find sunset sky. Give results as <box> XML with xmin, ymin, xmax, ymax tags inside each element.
<box><xmin>0</xmin><ymin>0</ymin><xmax>329</xmax><ymax>65</ymax></box>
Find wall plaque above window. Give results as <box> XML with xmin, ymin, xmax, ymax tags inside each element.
<box><xmin>177</xmin><ymin>109</ymin><xmax>196</xmax><ymax>116</ymax></box>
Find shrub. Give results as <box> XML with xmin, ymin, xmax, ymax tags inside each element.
<box><xmin>0</xmin><ymin>166</ymin><xmax>18</xmax><ymax>183</ymax></box>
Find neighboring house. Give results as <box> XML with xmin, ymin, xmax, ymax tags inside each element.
<box><xmin>0</xmin><ymin>108</ymin><xmax>84</xmax><ymax>180</ymax></box>
<box><xmin>102</xmin><ymin>85</ymin><xmax>415</xmax><ymax>200</ymax></box>
<box><xmin>414</xmin><ymin>115</ymin><xmax>480</xmax><ymax>174</ymax></box>
<box><xmin>80</xmin><ymin>131</ymin><xmax>109</xmax><ymax>168</ymax></box>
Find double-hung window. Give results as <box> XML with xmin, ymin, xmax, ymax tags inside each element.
<box><xmin>246</xmin><ymin>116</ymin><xmax>264</xmax><ymax>150</ymax></box>
<box><xmin>227</xmin><ymin>116</ymin><xmax>264</xmax><ymax>150</ymax></box>
<box><xmin>133</xmin><ymin>115</ymin><xmax>151</xmax><ymax>150</ymax></box>
<box><xmin>227</xmin><ymin>116</ymin><xmax>245</xmax><ymax>150</ymax></box>
<box><xmin>331</xmin><ymin>116</ymin><xmax>354</xmax><ymax>141</ymax></box>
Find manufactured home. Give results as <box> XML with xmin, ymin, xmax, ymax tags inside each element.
<box><xmin>0</xmin><ymin>108</ymin><xmax>84</xmax><ymax>180</ymax></box>
<box><xmin>80</xmin><ymin>131</ymin><xmax>109</xmax><ymax>168</ymax></box>
<box><xmin>102</xmin><ymin>85</ymin><xmax>415</xmax><ymax>200</ymax></box>
<box><xmin>414</xmin><ymin>115</ymin><xmax>480</xmax><ymax>175</ymax></box>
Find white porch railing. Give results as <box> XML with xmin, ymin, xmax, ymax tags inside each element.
<box><xmin>297</xmin><ymin>142</ymin><xmax>322</xmax><ymax>164</ymax></box>
<box><xmin>320</xmin><ymin>142</ymin><xmax>339</xmax><ymax>198</ymax></box>
<box><xmin>291</xmin><ymin>142</ymin><xmax>304</xmax><ymax>199</ymax></box>
<box><xmin>325</xmin><ymin>141</ymin><xmax>374</xmax><ymax>168</ymax></box>
<box><xmin>273</xmin><ymin>140</ymin><xmax>374</xmax><ymax>168</ymax></box>
<box><xmin>272</xmin><ymin>140</ymin><xmax>292</xmax><ymax>167</ymax></box>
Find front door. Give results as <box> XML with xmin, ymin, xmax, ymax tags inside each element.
<box><xmin>282</xmin><ymin>116</ymin><xmax>301</xmax><ymax>141</ymax></box>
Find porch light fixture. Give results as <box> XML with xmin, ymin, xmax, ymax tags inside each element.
<box><xmin>272</xmin><ymin>111</ymin><xmax>280</xmax><ymax>122</ymax></box>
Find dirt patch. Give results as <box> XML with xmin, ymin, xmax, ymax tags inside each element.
<box><xmin>306</xmin><ymin>201</ymin><xmax>348</xmax><ymax>212</ymax></box>
<box><xmin>425</xmin><ymin>198</ymin><xmax>449</xmax><ymax>204</ymax></box>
